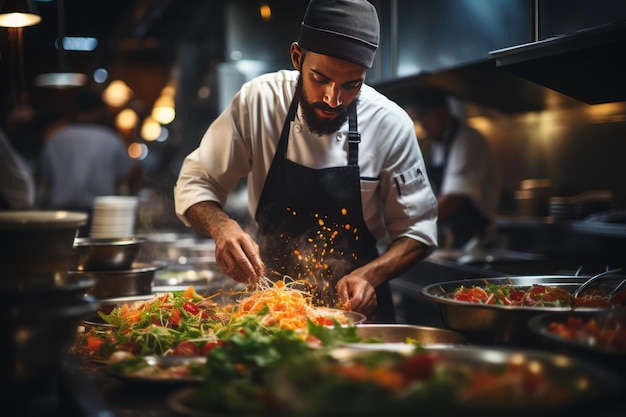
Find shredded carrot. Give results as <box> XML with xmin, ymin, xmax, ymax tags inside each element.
<box><xmin>232</xmin><ymin>276</ymin><xmax>350</xmax><ymax>330</ymax></box>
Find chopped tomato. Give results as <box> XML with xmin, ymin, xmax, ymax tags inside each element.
<box><xmin>172</xmin><ymin>340</ymin><xmax>201</xmax><ymax>356</ymax></box>
<box><xmin>315</xmin><ymin>316</ymin><xmax>334</xmax><ymax>326</ymax></box>
<box><xmin>202</xmin><ymin>340</ymin><xmax>224</xmax><ymax>354</ymax></box>
<box><xmin>402</xmin><ymin>352</ymin><xmax>439</xmax><ymax>381</ymax></box>
<box><xmin>87</xmin><ymin>336</ymin><xmax>104</xmax><ymax>353</ymax></box>
<box><xmin>453</xmin><ymin>286</ymin><xmax>490</xmax><ymax>303</ymax></box>
<box><xmin>171</xmin><ymin>308</ymin><xmax>181</xmax><ymax>325</ymax></box>
<box><xmin>182</xmin><ymin>301</ymin><xmax>200</xmax><ymax>315</ymax></box>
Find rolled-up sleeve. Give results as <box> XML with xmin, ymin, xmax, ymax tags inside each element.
<box><xmin>174</xmin><ymin>94</ymin><xmax>252</xmax><ymax>226</ymax></box>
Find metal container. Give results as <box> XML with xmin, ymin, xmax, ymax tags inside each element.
<box><xmin>1</xmin><ymin>275</ymin><xmax>98</xmax><ymax>402</ymax></box>
<box><xmin>0</xmin><ymin>211</ymin><xmax>88</xmax><ymax>291</ymax></box>
<box><xmin>71</xmin><ymin>237</ymin><xmax>146</xmax><ymax>271</ymax></box>
<box><xmin>420</xmin><ymin>275</ymin><xmax>623</xmax><ymax>345</ymax></box>
<box><xmin>70</xmin><ymin>262</ymin><xmax>165</xmax><ymax>298</ymax></box>
<box><xmin>528</xmin><ymin>310</ymin><xmax>626</xmax><ymax>369</ymax></box>
<box><xmin>353</xmin><ymin>323</ymin><xmax>467</xmax><ymax>345</ymax></box>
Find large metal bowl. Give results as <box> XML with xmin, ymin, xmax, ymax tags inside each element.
<box><xmin>70</xmin><ymin>237</ymin><xmax>146</xmax><ymax>271</ymax></box>
<box><xmin>0</xmin><ymin>210</ymin><xmax>88</xmax><ymax>291</ymax></box>
<box><xmin>528</xmin><ymin>309</ymin><xmax>626</xmax><ymax>369</ymax></box>
<box><xmin>353</xmin><ymin>323</ymin><xmax>467</xmax><ymax>345</ymax></box>
<box><xmin>70</xmin><ymin>262</ymin><xmax>165</xmax><ymax>298</ymax></box>
<box><xmin>420</xmin><ymin>275</ymin><xmax>624</xmax><ymax>345</ymax></box>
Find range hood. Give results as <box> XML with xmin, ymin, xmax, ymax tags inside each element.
<box><xmin>489</xmin><ymin>19</ymin><xmax>626</xmax><ymax>105</ymax></box>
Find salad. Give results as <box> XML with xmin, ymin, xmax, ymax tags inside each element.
<box><xmin>76</xmin><ymin>279</ymin><xmax>363</xmax><ymax>361</ymax></box>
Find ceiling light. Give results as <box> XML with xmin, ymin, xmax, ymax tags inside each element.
<box><xmin>0</xmin><ymin>0</ymin><xmax>41</xmax><ymax>27</ymax></box>
<box><xmin>33</xmin><ymin>72</ymin><xmax>87</xmax><ymax>88</ymax></box>
<box><xmin>33</xmin><ymin>0</ymin><xmax>85</xmax><ymax>88</ymax></box>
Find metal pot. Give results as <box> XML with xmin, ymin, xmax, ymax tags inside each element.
<box><xmin>70</xmin><ymin>262</ymin><xmax>165</xmax><ymax>298</ymax></box>
<box><xmin>0</xmin><ymin>275</ymin><xmax>98</xmax><ymax>402</ymax></box>
<box><xmin>0</xmin><ymin>211</ymin><xmax>88</xmax><ymax>291</ymax></box>
<box><xmin>420</xmin><ymin>275</ymin><xmax>624</xmax><ymax>345</ymax></box>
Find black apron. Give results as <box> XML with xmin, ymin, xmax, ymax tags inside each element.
<box><xmin>428</xmin><ymin>119</ymin><xmax>489</xmax><ymax>248</ymax></box>
<box><xmin>255</xmin><ymin>93</ymin><xmax>395</xmax><ymax>323</ymax></box>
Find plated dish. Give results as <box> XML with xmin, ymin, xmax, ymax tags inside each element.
<box><xmin>420</xmin><ymin>275</ymin><xmax>626</xmax><ymax>344</ymax></box>
<box><xmin>105</xmin><ymin>355</ymin><xmax>207</xmax><ymax>385</ymax></box>
<box><xmin>528</xmin><ymin>310</ymin><xmax>626</xmax><ymax>366</ymax></box>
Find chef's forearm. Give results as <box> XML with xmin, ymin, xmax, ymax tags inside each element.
<box><xmin>185</xmin><ymin>201</ymin><xmax>232</xmax><ymax>239</ymax></box>
<box><xmin>351</xmin><ymin>237</ymin><xmax>429</xmax><ymax>288</ymax></box>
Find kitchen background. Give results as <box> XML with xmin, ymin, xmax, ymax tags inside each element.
<box><xmin>1</xmin><ymin>0</ymin><xmax>625</xmax><ymax>268</ymax></box>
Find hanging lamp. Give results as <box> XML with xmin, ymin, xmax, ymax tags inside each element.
<box><xmin>0</xmin><ymin>0</ymin><xmax>41</xmax><ymax>27</ymax></box>
<box><xmin>33</xmin><ymin>0</ymin><xmax>86</xmax><ymax>88</ymax></box>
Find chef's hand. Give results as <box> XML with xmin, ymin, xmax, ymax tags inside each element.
<box><xmin>213</xmin><ymin>218</ymin><xmax>265</xmax><ymax>284</ymax></box>
<box><xmin>335</xmin><ymin>274</ymin><xmax>377</xmax><ymax>315</ymax></box>
<box><xmin>185</xmin><ymin>202</ymin><xmax>265</xmax><ymax>285</ymax></box>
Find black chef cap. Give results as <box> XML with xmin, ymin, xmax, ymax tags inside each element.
<box><xmin>298</xmin><ymin>0</ymin><xmax>379</xmax><ymax>68</ymax></box>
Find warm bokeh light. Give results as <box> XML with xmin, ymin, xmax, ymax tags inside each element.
<box><xmin>128</xmin><ymin>142</ymin><xmax>148</xmax><ymax>160</ymax></box>
<box><xmin>115</xmin><ymin>108</ymin><xmax>138</xmax><ymax>131</ymax></box>
<box><xmin>260</xmin><ymin>4</ymin><xmax>271</xmax><ymax>21</ymax></box>
<box><xmin>141</xmin><ymin>116</ymin><xmax>162</xmax><ymax>141</ymax></box>
<box><xmin>103</xmin><ymin>80</ymin><xmax>134</xmax><ymax>107</ymax></box>
<box><xmin>151</xmin><ymin>95</ymin><xmax>175</xmax><ymax>125</ymax></box>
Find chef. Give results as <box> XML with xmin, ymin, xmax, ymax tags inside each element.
<box><xmin>174</xmin><ymin>0</ymin><xmax>437</xmax><ymax>322</ymax></box>
<box><xmin>400</xmin><ymin>85</ymin><xmax>499</xmax><ymax>249</ymax></box>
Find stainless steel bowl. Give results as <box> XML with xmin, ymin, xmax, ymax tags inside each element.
<box><xmin>528</xmin><ymin>309</ymin><xmax>626</xmax><ymax>369</ymax></box>
<box><xmin>70</xmin><ymin>262</ymin><xmax>165</xmax><ymax>298</ymax></box>
<box><xmin>420</xmin><ymin>275</ymin><xmax>623</xmax><ymax>345</ymax></box>
<box><xmin>354</xmin><ymin>323</ymin><xmax>467</xmax><ymax>345</ymax></box>
<box><xmin>71</xmin><ymin>237</ymin><xmax>146</xmax><ymax>271</ymax></box>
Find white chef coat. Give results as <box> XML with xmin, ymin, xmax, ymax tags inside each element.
<box><xmin>174</xmin><ymin>70</ymin><xmax>438</xmax><ymax>250</ymax></box>
<box><xmin>431</xmin><ymin>121</ymin><xmax>499</xmax><ymax>220</ymax></box>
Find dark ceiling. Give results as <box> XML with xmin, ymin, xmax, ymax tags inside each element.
<box><xmin>0</xmin><ymin>0</ymin><xmax>225</xmax><ymax>124</ymax></box>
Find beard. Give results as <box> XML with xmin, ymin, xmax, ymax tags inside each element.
<box><xmin>297</xmin><ymin>76</ymin><xmax>350</xmax><ymax>136</ymax></box>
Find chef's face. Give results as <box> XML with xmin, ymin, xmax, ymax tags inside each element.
<box><xmin>291</xmin><ymin>43</ymin><xmax>366</xmax><ymax>136</ymax></box>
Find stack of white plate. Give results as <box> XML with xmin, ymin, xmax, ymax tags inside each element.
<box><xmin>90</xmin><ymin>196</ymin><xmax>139</xmax><ymax>238</ymax></box>
<box><xmin>549</xmin><ymin>197</ymin><xmax>576</xmax><ymax>219</ymax></box>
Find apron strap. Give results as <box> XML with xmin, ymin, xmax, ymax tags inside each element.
<box><xmin>347</xmin><ymin>102</ymin><xmax>360</xmax><ymax>167</ymax></box>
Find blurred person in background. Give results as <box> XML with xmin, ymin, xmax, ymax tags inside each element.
<box><xmin>39</xmin><ymin>89</ymin><xmax>142</xmax><ymax>235</ymax></box>
<box><xmin>174</xmin><ymin>0</ymin><xmax>438</xmax><ymax>323</ymax></box>
<box><xmin>0</xmin><ymin>127</ymin><xmax>35</xmax><ymax>210</ymax></box>
<box><xmin>400</xmin><ymin>85</ymin><xmax>499</xmax><ymax>250</ymax></box>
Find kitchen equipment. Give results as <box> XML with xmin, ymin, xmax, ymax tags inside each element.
<box><xmin>90</xmin><ymin>196</ymin><xmax>139</xmax><ymax>238</ymax></box>
<box><xmin>420</xmin><ymin>275</ymin><xmax>626</xmax><ymax>344</ymax></box>
<box><xmin>1</xmin><ymin>273</ymin><xmax>98</xmax><ymax>404</ymax></box>
<box><xmin>0</xmin><ymin>210</ymin><xmax>87</xmax><ymax>291</ymax></box>
<box><xmin>70</xmin><ymin>262</ymin><xmax>165</xmax><ymax>298</ymax></box>
<box><xmin>550</xmin><ymin>190</ymin><xmax>613</xmax><ymax>220</ymax></box>
<box><xmin>573</xmin><ymin>267</ymin><xmax>623</xmax><ymax>297</ymax></box>
<box><xmin>514</xmin><ymin>178</ymin><xmax>552</xmax><ymax>217</ymax></box>
<box><xmin>528</xmin><ymin>310</ymin><xmax>626</xmax><ymax>370</ymax></box>
<box><xmin>70</xmin><ymin>236</ymin><xmax>146</xmax><ymax>271</ymax></box>
<box><xmin>353</xmin><ymin>323</ymin><xmax>467</xmax><ymax>344</ymax></box>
